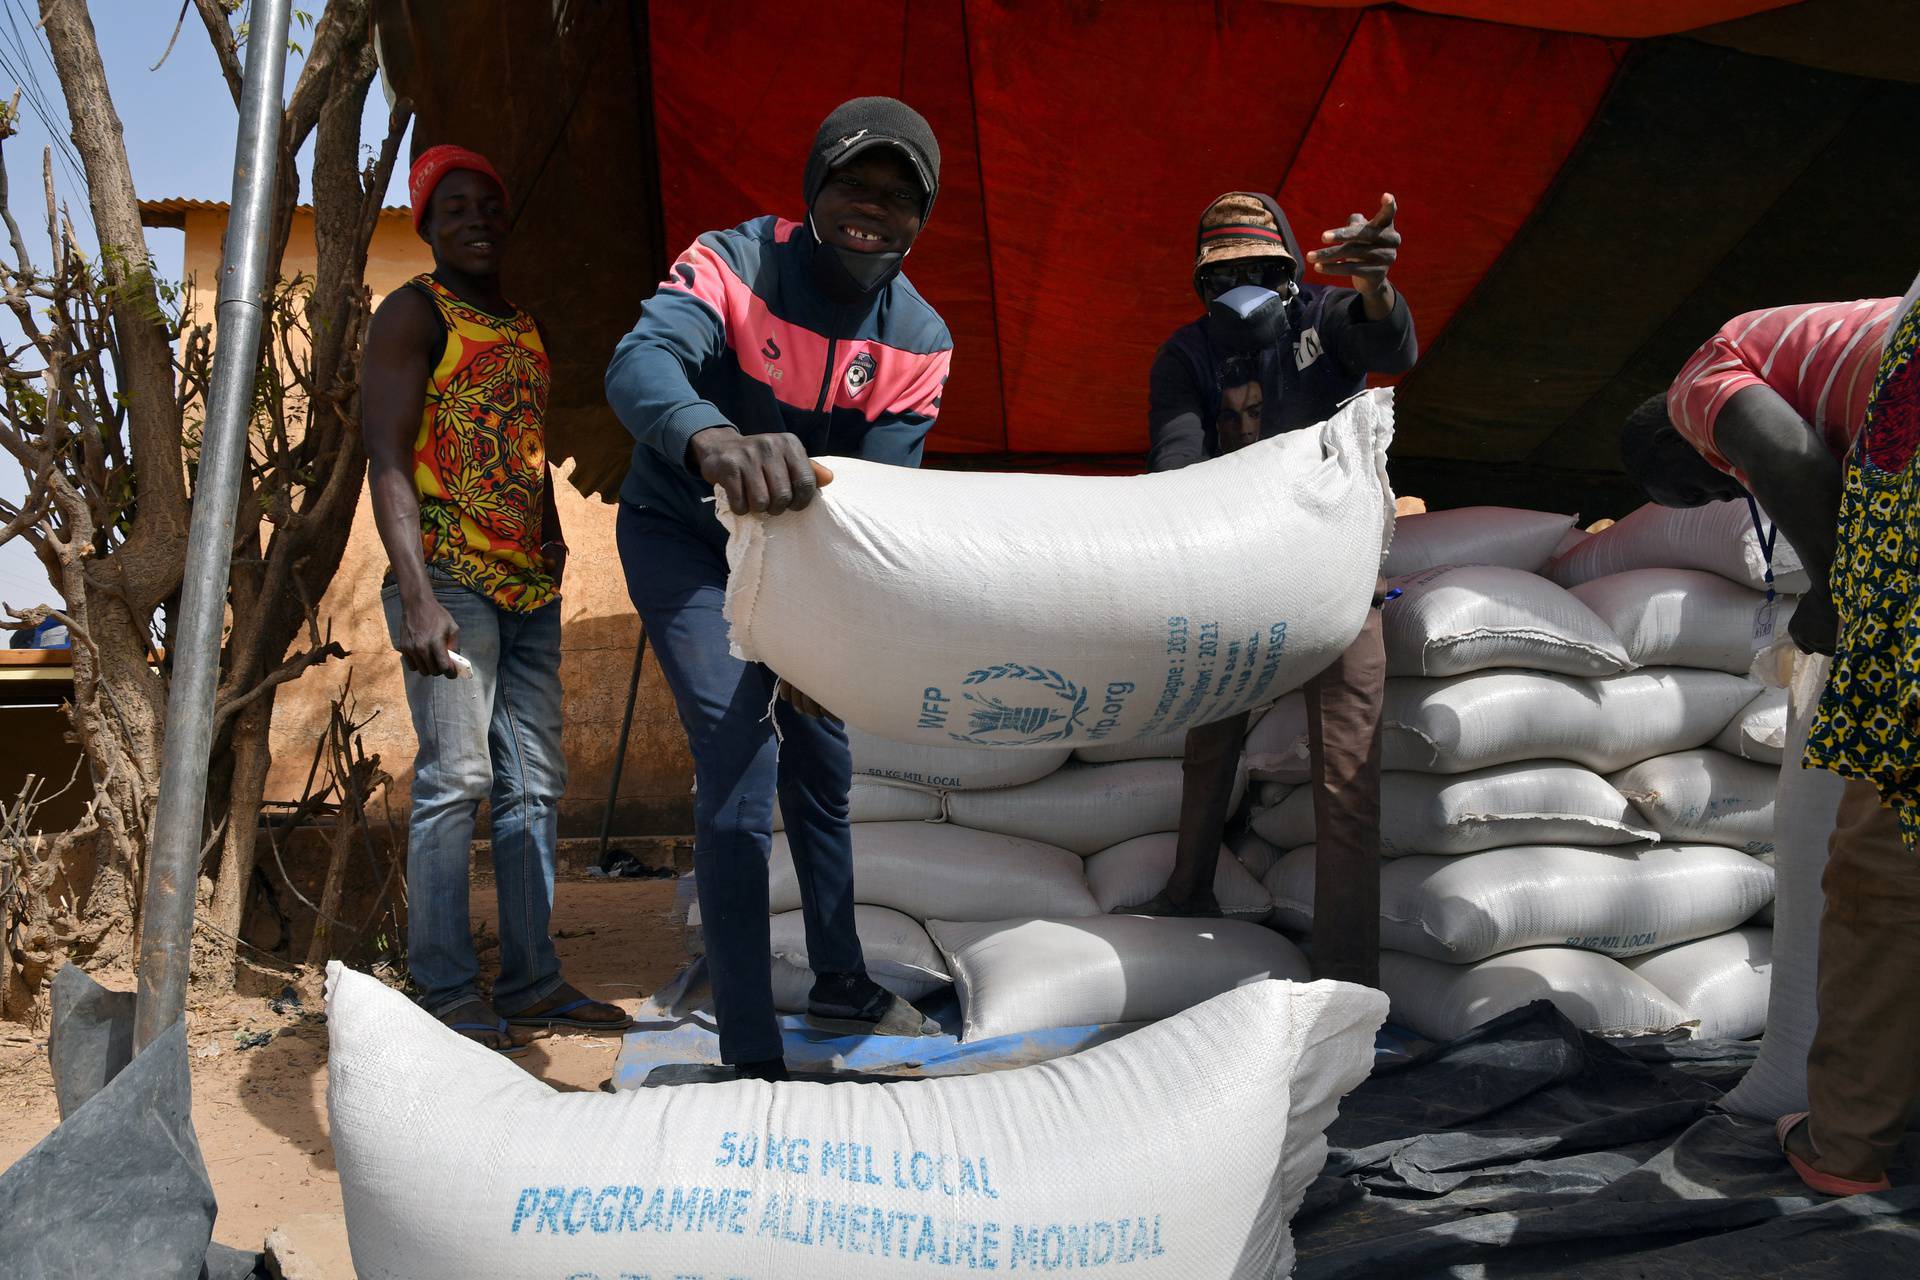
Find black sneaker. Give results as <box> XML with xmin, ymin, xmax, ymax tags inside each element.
<box><xmin>806</xmin><ymin>972</ymin><xmax>942</xmax><ymax>1037</ymax></box>
<box><xmin>735</xmin><ymin>1056</ymin><xmax>791</xmax><ymax>1082</ymax></box>
<box><xmin>640</xmin><ymin>1058</ymin><xmax>789</xmax><ymax>1086</ymax></box>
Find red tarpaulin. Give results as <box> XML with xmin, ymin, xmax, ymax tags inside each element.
<box><xmin>373</xmin><ymin>0</ymin><xmax>1918</xmax><ymax>507</ymax></box>
<box><xmin>650</xmin><ymin>0</ymin><xmax>1627</xmax><ymax>456</ymax></box>
<box><xmin>1284</xmin><ymin>0</ymin><xmax>1795</xmax><ymax>38</ymax></box>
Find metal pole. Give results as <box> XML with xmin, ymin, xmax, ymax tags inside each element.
<box><xmin>134</xmin><ymin>0</ymin><xmax>292</xmax><ymax>1052</ymax></box>
<box><xmin>596</xmin><ymin>625</ymin><xmax>648</xmax><ymax>872</ymax></box>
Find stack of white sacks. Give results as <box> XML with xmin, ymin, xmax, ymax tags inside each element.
<box><xmin>741</xmin><ymin>498</ymin><xmax>1795</xmax><ymax>1047</ymax></box>
<box><xmin>762</xmin><ymin>725</ymin><xmax>1300</xmax><ymax>1041</ymax></box>
<box><xmin>1243</xmin><ymin>501</ymin><xmax>1791</xmax><ymax>1043</ymax></box>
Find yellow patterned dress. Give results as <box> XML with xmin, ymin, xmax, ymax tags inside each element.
<box><xmin>409</xmin><ymin>274</ymin><xmax>556</xmax><ymax>612</ymax></box>
<box><xmin>1806</xmin><ymin>291</ymin><xmax>1920</xmax><ymax>848</ymax></box>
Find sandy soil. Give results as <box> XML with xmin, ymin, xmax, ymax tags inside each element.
<box><xmin>0</xmin><ymin>877</ymin><xmax>686</xmax><ymax>1254</ymax></box>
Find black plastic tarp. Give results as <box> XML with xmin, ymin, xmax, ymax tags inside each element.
<box><xmin>1294</xmin><ymin>1001</ymin><xmax>1920</xmax><ymax>1278</ymax></box>
<box><xmin>0</xmin><ymin>966</ymin><xmax>266</xmax><ymax>1280</ymax></box>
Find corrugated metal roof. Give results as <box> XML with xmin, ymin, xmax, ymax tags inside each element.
<box><xmin>138</xmin><ymin>196</ymin><xmax>411</xmax><ymax>229</ymax></box>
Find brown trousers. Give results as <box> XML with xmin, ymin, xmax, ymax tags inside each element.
<box><xmin>1176</xmin><ymin>602</ymin><xmax>1386</xmax><ymax>987</ymax></box>
<box><xmin>1804</xmin><ymin>778</ymin><xmax>1920</xmax><ymax>1180</ymax></box>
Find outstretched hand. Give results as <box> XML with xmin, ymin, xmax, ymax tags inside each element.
<box><xmin>1308</xmin><ymin>193</ymin><xmax>1400</xmax><ymax>297</ymax></box>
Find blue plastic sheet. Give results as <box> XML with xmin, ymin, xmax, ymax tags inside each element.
<box><xmin>611</xmin><ymin>984</ymin><xmax>1141</xmax><ymax>1086</ymax></box>
<box><xmin>611</xmin><ymin>961</ymin><xmax>1423</xmax><ymax>1088</ymax></box>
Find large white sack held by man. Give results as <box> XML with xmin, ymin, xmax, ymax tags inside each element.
<box><xmin>325</xmin><ymin>964</ymin><xmax>1386</xmax><ymax>1280</ymax></box>
<box><xmin>720</xmin><ymin>388</ymin><xmax>1396</xmax><ymax>749</ymax></box>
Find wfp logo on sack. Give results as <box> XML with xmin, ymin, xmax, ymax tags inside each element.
<box><xmin>947</xmin><ymin>663</ymin><xmax>1088</xmax><ymax>746</ymax></box>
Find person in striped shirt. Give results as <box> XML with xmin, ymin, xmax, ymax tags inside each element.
<box><xmin>1792</xmin><ymin>279</ymin><xmax>1920</xmax><ymax>1198</ymax></box>
<box><xmin>1620</xmin><ymin>297</ymin><xmax>1902</xmax><ymax>655</ymax></box>
<box><xmin>1625</xmin><ymin>292</ymin><xmax>1915</xmax><ymax>1198</ymax></box>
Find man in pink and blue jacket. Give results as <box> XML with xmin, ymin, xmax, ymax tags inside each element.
<box><xmin>606</xmin><ymin>97</ymin><xmax>951</xmax><ymax>1078</ymax></box>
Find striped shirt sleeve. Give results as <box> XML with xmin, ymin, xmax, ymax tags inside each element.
<box><xmin>1666</xmin><ymin>299</ymin><xmax>1899</xmax><ymax>483</ymax></box>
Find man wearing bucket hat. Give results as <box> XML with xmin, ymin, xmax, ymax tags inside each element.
<box><xmin>607</xmin><ymin>98</ymin><xmax>953</xmax><ymax>1078</ymax></box>
<box><xmin>363</xmin><ymin>144</ymin><xmax>631</xmax><ymax>1052</ymax></box>
<box><xmin>1133</xmin><ymin>192</ymin><xmax>1417</xmax><ymax>990</ymax></box>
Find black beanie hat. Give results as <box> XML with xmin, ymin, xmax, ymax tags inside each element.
<box><xmin>803</xmin><ymin>97</ymin><xmax>941</xmax><ymax>222</ymax></box>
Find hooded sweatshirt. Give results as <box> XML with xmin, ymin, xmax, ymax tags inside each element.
<box><xmin>607</xmin><ymin>99</ymin><xmax>950</xmax><ymax>536</ymax></box>
<box><xmin>1148</xmin><ymin>200</ymin><xmax>1417</xmax><ymax>472</ymax></box>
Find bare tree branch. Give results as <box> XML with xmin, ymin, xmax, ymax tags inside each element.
<box><xmin>189</xmin><ymin>0</ymin><xmax>242</xmax><ymax>105</ymax></box>
<box><xmin>5</xmin><ymin>0</ymin><xmax>396</xmax><ymax>1005</ymax></box>
<box><xmin>283</xmin><ymin>1</ymin><xmax>361</xmax><ymax>154</ymax></box>
<box><xmin>151</xmin><ymin>1</ymin><xmax>193</xmax><ymax>72</ymax></box>
<box><xmin>40</xmin><ymin>0</ymin><xmax>190</xmax><ymax>614</ymax></box>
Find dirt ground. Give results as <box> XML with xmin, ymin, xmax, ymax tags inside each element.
<box><xmin>0</xmin><ymin>877</ymin><xmax>686</xmax><ymax>1255</ymax></box>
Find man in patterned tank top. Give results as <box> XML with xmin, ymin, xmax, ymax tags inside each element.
<box><xmin>362</xmin><ymin>145</ymin><xmax>629</xmax><ymax>1053</ymax></box>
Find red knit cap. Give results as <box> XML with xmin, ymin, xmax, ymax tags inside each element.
<box><xmin>408</xmin><ymin>144</ymin><xmax>506</xmax><ymax>235</ymax></box>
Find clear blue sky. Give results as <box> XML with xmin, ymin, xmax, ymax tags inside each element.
<box><xmin>0</xmin><ymin>1</ymin><xmax>411</xmax><ymax>611</ymax></box>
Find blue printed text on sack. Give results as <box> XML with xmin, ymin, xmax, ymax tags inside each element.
<box><xmin>512</xmin><ymin>1184</ymin><xmax>1170</xmax><ymax>1271</ymax></box>
<box><xmin>510</xmin><ymin>1184</ymin><xmax>751</xmax><ymax>1237</ymax></box>
<box><xmin>715</xmin><ymin>1132</ymin><xmax>1000</xmax><ymax>1199</ymax></box>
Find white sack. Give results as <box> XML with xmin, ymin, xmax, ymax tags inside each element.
<box><xmin>848</xmin><ymin>726</ymin><xmax>1068</xmax><ymax>791</ymax></box>
<box><xmin>775</xmin><ymin>778</ymin><xmax>944</xmax><ymax>831</ymax></box>
<box><xmin>1251</xmin><ymin>761</ymin><xmax>1658</xmax><ymax>856</ymax></box>
<box><xmin>1724</xmin><ymin>657</ymin><xmax>1848</xmax><ymax>1120</ymax></box>
<box><xmin>769</xmin><ymin>822</ymin><xmax>1098</xmax><ymax>921</ymax></box>
<box><xmin>928</xmin><ymin>916</ymin><xmax>1312</xmax><ymax>1042</ymax></box>
<box><xmin>1551</xmin><ymin>526</ymin><xmax>1591</xmax><ymax>561</ymax></box>
<box><xmin>1383</xmin><ymin>668</ymin><xmax>1762</xmax><ymax>774</ymax></box>
<box><xmin>1570</xmin><ymin>568</ymin><xmax>1794</xmax><ymax>675</ymax></box>
<box><xmin>1380</xmin><ymin>948</ymin><xmax>1685</xmax><ymax>1042</ymax></box>
<box><xmin>1625</xmin><ymin>928</ymin><xmax>1772</xmax><ymax>1041</ymax></box>
<box><xmin>944</xmin><ymin>758</ymin><xmax>1245</xmax><ymax>856</ymax></box>
<box><xmin>1609</xmin><ymin>749</ymin><xmax>1777</xmax><ymax>854</ymax></box>
<box><xmin>1245</xmin><ymin>692</ymin><xmax>1310</xmax><ymax>783</ymax></box>
<box><xmin>1383</xmin><ymin>506</ymin><xmax>1576</xmax><ymax>577</ymax></box>
<box><xmin>1083</xmin><ymin>833</ymin><xmax>1274</xmax><ymax>919</ymax></box>
<box><xmin>1751</xmin><ymin>850</ymin><xmax>1776</xmax><ymax>924</ymax></box>
<box><xmin>1267</xmin><ymin>843</ymin><xmax>1774</xmax><ymax>963</ymax></box>
<box><xmin>1073</xmin><ymin>731</ymin><xmax>1189</xmax><ymax>763</ymax></box>
<box><xmin>1232</xmin><ymin>830</ymin><xmax>1285</xmax><ymax>882</ymax></box>
<box><xmin>1712</xmin><ymin>686</ymin><xmax>1789</xmax><ymax>764</ymax></box>
<box><xmin>325</xmin><ymin>962</ymin><xmax>1382</xmax><ymax>1280</ymax></box>
<box><xmin>722</xmin><ymin>390</ymin><xmax>1396</xmax><ymax>750</ymax></box>
<box><xmin>1382</xmin><ymin>564</ymin><xmax>1632</xmax><ymax>678</ymax></box>
<box><xmin>1253</xmin><ymin>780</ymin><xmax>1294</xmax><ymax>808</ymax></box>
<box><xmin>769</xmin><ymin>906</ymin><xmax>950</xmax><ymax>989</ymax></box>
<box><xmin>1250</xmin><ymin>787</ymin><xmax>1318</xmax><ymax>850</ymax></box>
<box><xmin>1547</xmin><ymin>499</ymin><xmax>1809</xmax><ymax>594</ymax></box>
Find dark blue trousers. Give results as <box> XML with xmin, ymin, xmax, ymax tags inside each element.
<box><xmin>617</xmin><ymin>503</ymin><xmax>865</xmax><ymax>1062</ymax></box>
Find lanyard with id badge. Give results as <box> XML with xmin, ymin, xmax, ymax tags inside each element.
<box><xmin>1745</xmin><ymin>494</ymin><xmax>1795</xmax><ymax>686</ymax></box>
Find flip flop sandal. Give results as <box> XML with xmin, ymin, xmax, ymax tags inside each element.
<box><xmin>441</xmin><ymin>1008</ymin><xmax>528</xmax><ymax>1057</ymax></box>
<box><xmin>1775</xmin><ymin>1111</ymin><xmax>1892</xmax><ymax>1196</ymax></box>
<box><xmin>503</xmin><ymin>993</ymin><xmax>634</xmax><ymax>1033</ymax></box>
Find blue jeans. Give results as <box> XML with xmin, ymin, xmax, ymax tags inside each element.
<box><xmin>617</xmin><ymin>504</ymin><xmax>864</xmax><ymax>1063</ymax></box>
<box><xmin>382</xmin><ymin>568</ymin><xmax>567</xmax><ymax>1017</ymax></box>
